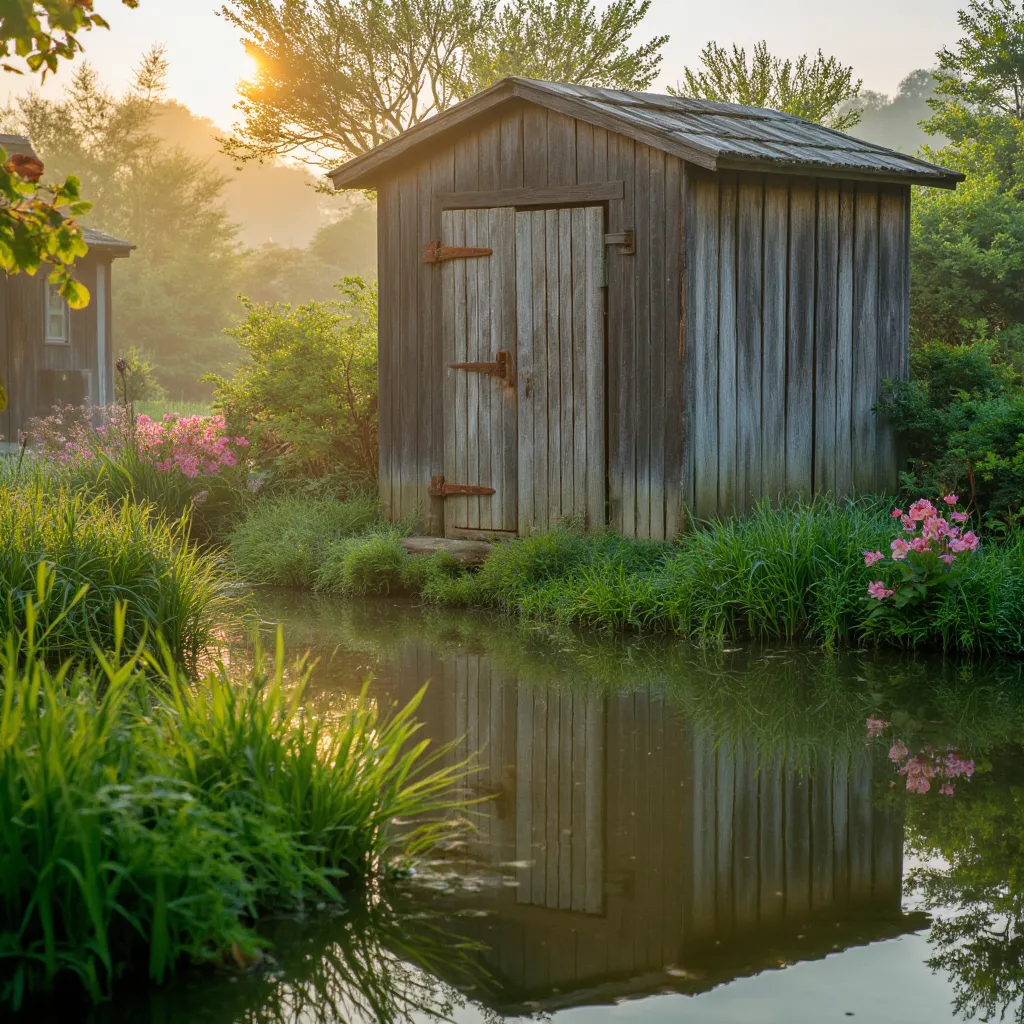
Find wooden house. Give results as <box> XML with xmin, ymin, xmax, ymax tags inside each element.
<box><xmin>0</xmin><ymin>134</ymin><xmax>134</xmax><ymax>444</ymax></box>
<box><xmin>328</xmin><ymin>79</ymin><xmax>963</xmax><ymax>539</ymax></box>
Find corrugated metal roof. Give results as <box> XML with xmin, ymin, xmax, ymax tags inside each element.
<box><xmin>328</xmin><ymin>77</ymin><xmax>964</xmax><ymax>190</ymax></box>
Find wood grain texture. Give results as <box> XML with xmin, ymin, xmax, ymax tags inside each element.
<box><xmin>585</xmin><ymin>206</ymin><xmax>607</xmax><ymax>528</ymax></box>
<box><xmin>648</xmin><ymin>148</ymin><xmax>667</xmax><ymax>540</ymax></box>
<box><xmin>814</xmin><ymin>182</ymin><xmax>840</xmax><ymax>495</ymax></box>
<box><xmin>717</xmin><ymin>172</ymin><xmax>739</xmax><ymax>516</ymax></box>
<box><xmin>635</xmin><ymin>145</ymin><xmax>652</xmax><ymax>537</ymax></box>
<box><xmin>761</xmin><ymin>181</ymin><xmax>789</xmax><ymax>504</ymax></box>
<box><xmin>736</xmin><ymin>176</ymin><xmax>764</xmax><ymax>513</ymax></box>
<box><xmin>852</xmin><ymin>184</ymin><xmax>880</xmax><ymax>494</ymax></box>
<box><xmin>785</xmin><ymin>179</ymin><xmax>816</xmax><ymax>499</ymax></box>
<box><xmin>835</xmin><ymin>184</ymin><xmax>856</xmax><ymax>496</ymax></box>
<box><xmin>664</xmin><ymin>156</ymin><xmax>686</xmax><ymax>536</ymax></box>
<box><xmin>516</xmin><ymin>211</ymin><xmax>536</xmax><ymax>533</ymax></box>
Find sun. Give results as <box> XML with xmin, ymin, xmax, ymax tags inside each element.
<box><xmin>240</xmin><ymin>50</ymin><xmax>262</xmax><ymax>82</ymax></box>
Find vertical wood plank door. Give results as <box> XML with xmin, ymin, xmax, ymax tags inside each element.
<box><xmin>515</xmin><ymin>206</ymin><xmax>606</xmax><ymax>532</ymax></box>
<box><xmin>442</xmin><ymin>207</ymin><xmax>518</xmax><ymax>535</ymax></box>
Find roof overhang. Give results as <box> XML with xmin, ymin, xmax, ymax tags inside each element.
<box><xmin>327</xmin><ymin>78</ymin><xmax>964</xmax><ymax>191</ymax></box>
<box><xmin>82</xmin><ymin>227</ymin><xmax>136</xmax><ymax>259</ymax></box>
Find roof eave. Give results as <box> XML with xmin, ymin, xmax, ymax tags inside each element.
<box><xmin>715</xmin><ymin>156</ymin><xmax>965</xmax><ymax>189</ymax></box>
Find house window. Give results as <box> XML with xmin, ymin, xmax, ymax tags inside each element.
<box><xmin>45</xmin><ymin>280</ymin><xmax>69</xmax><ymax>343</ymax></box>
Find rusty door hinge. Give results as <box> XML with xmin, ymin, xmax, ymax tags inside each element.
<box><xmin>429</xmin><ymin>475</ymin><xmax>496</xmax><ymax>497</ymax></box>
<box><xmin>423</xmin><ymin>241</ymin><xmax>493</xmax><ymax>263</ymax></box>
<box><xmin>449</xmin><ymin>349</ymin><xmax>508</xmax><ymax>380</ymax></box>
<box><xmin>604</xmin><ymin>228</ymin><xmax>635</xmax><ymax>255</ymax></box>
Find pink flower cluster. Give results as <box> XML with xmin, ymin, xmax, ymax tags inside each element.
<box><xmin>888</xmin><ymin>739</ymin><xmax>974</xmax><ymax>796</ymax></box>
<box><xmin>28</xmin><ymin>404</ymin><xmax>248</xmax><ymax>479</ymax></box>
<box><xmin>133</xmin><ymin>413</ymin><xmax>249</xmax><ymax>478</ymax></box>
<box><xmin>865</xmin><ymin>495</ymin><xmax>979</xmax><ymax>601</ymax></box>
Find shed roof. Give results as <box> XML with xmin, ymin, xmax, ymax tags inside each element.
<box><xmin>328</xmin><ymin>77</ymin><xmax>964</xmax><ymax>190</ymax></box>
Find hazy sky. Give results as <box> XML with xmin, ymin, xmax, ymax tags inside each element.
<box><xmin>4</xmin><ymin>0</ymin><xmax>969</xmax><ymax>130</ymax></box>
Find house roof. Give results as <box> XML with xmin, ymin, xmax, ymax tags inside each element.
<box><xmin>0</xmin><ymin>133</ymin><xmax>37</xmax><ymax>159</ymax></box>
<box><xmin>81</xmin><ymin>226</ymin><xmax>135</xmax><ymax>255</ymax></box>
<box><xmin>328</xmin><ymin>77</ymin><xmax>964</xmax><ymax>190</ymax></box>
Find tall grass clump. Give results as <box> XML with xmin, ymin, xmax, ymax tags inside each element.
<box><xmin>0</xmin><ymin>468</ymin><xmax>228</xmax><ymax>668</ymax></box>
<box><xmin>228</xmin><ymin>492</ymin><xmax>385</xmax><ymax>587</ymax></box>
<box><xmin>0</xmin><ymin>577</ymin><xmax>464</xmax><ymax>1011</ymax></box>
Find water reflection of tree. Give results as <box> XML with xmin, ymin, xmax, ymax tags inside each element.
<box><xmin>906</xmin><ymin>747</ymin><xmax>1024</xmax><ymax>1023</ymax></box>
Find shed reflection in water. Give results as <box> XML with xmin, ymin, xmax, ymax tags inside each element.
<box><xmin>97</xmin><ymin>594</ymin><xmax>1024</xmax><ymax>1023</ymax></box>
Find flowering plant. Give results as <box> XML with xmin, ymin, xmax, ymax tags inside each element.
<box><xmin>28</xmin><ymin>403</ymin><xmax>249</xmax><ymax>479</ymax></box>
<box><xmin>862</xmin><ymin>495</ymin><xmax>979</xmax><ymax>615</ymax></box>
<box><xmin>866</xmin><ymin>717</ymin><xmax>974</xmax><ymax>796</ymax></box>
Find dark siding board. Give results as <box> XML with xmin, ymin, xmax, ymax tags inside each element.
<box><xmin>877</xmin><ymin>186</ymin><xmax>905</xmax><ymax>493</ymax></box>
<box><xmin>523</xmin><ymin>106</ymin><xmax>549</xmax><ymax>189</ymax></box>
<box><xmin>852</xmin><ymin>184</ymin><xmax>880</xmax><ymax>493</ymax></box>
<box><xmin>648</xmin><ymin>148</ymin><xmax>667</xmax><ymax>540</ymax></box>
<box><xmin>500</xmin><ymin>110</ymin><xmax>524</xmax><ymax>189</ymax></box>
<box><xmin>516</xmin><ymin>212</ymin><xmax>536</xmax><ymax>533</ymax></box>
<box><xmin>785</xmin><ymin>179</ymin><xmax>816</xmax><ymax>499</ymax></box>
<box><xmin>546</xmin><ymin>112</ymin><xmax>577</xmax><ymax>186</ymax></box>
<box><xmin>736</xmin><ymin>176</ymin><xmax>764</xmax><ymax>512</ymax></box>
<box><xmin>717</xmin><ymin>172</ymin><xmax>738</xmax><ymax>516</ymax></box>
<box><xmin>679</xmin><ymin>162</ymin><xmax>695</xmax><ymax>522</ymax></box>
<box><xmin>398</xmin><ymin>173</ymin><xmax>422</xmax><ymax>519</ymax></box>
<box><xmin>635</xmin><ymin>145</ymin><xmax>652</xmax><ymax>538</ymax></box>
<box><xmin>545</xmin><ymin>209</ymin><xmax>562</xmax><ymax>523</ymax></box>
<box><xmin>478</xmin><ymin>120</ymin><xmax>501</xmax><ymax>190</ymax></box>
<box><xmin>761</xmin><ymin>182</ymin><xmax>788</xmax><ymax>503</ymax></box>
<box><xmin>417</xmin><ymin>164</ymin><xmax>436</xmax><ymax>528</ymax></box>
<box><xmin>609</xmin><ymin>134</ymin><xmax>636</xmax><ymax>534</ymax></box>
<box><xmin>664</xmin><ymin>156</ymin><xmax>686</xmax><ymax>536</ymax></box>
<box><xmin>431</xmin><ymin>148</ymin><xmax>456</xmax><ymax>532</ymax></box>
<box><xmin>377</xmin><ymin>182</ymin><xmax>396</xmax><ymax>518</ymax></box>
<box><xmin>835</xmin><ymin>184</ymin><xmax>856</xmax><ymax>496</ymax></box>
<box><xmin>814</xmin><ymin>182</ymin><xmax>840</xmax><ymax>495</ymax></box>
<box><xmin>559</xmin><ymin>209</ymin><xmax>574</xmax><ymax>517</ymax></box>
<box><xmin>690</xmin><ymin>172</ymin><xmax>720</xmax><ymax>519</ymax></box>
<box><xmin>532</xmin><ymin>211</ymin><xmax>550</xmax><ymax>526</ymax></box>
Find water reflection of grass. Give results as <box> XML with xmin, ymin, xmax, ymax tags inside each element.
<box><xmin>250</xmin><ymin>592</ymin><xmax>1024</xmax><ymax>770</ymax></box>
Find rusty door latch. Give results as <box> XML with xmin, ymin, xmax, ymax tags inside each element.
<box><xmin>449</xmin><ymin>349</ymin><xmax>509</xmax><ymax>381</ymax></box>
<box><xmin>604</xmin><ymin>228</ymin><xmax>635</xmax><ymax>255</ymax></box>
<box><xmin>429</xmin><ymin>475</ymin><xmax>496</xmax><ymax>497</ymax></box>
<box><xmin>423</xmin><ymin>241</ymin><xmax>493</xmax><ymax>263</ymax></box>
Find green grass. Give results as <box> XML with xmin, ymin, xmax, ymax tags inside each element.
<box><xmin>0</xmin><ymin>592</ymin><xmax>465</xmax><ymax>1012</ymax></box>
<box><xmin>0</xmin><ymin>465</ymin><xmax>229</xmax><ymax>669</ymax></box>
<box><xmin>135</xmin><ymin>399</ymin><xmax>212</xmax><ymax>419</ymax></box>
<box><xmin>228</xmin><ymin>492</ymin><xmax>386</xmax><ymax>587</ymax></box>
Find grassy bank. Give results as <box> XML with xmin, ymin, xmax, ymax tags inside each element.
<box><xmin>0</xmin><ymin>604</ymin><xmax>463</xmax><ymax>1012</ymax></box>
<box><xmin>229</xmin><ymin>494</ymin><xmax>1024</xmax><ymax>654</ymax></box>
<box><xmin>0</xmin><ymin>467</ymin><xmax>229</xmax><ymax>668</ymax></box>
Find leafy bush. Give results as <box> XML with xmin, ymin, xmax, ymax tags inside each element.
<box><xmin>0</xmin><ymin>468</ymin><xmax>228</xmax><ymax>669</ymax></box>
<box><xmin>0</xmin><ymin>593</ymin><xmax>463</xmax><ymax>1011</ymax></box>
<box><xmin>210</xmin><ymin>278</ymin><xmax>378</xmax><ymax>489</ymax></box>
<box><xmin>228</xmin><ymin>492</ymin><xmax>385</xmax><ymax>587</ymax></box>
<box><xmin>881</xmin><ymin>341</ymin><xmax>1024</xmax><ymax>523</ymax></box>
<box><xmin>114</xmin><ymin>344</ymin><xmax>167</xmax><ymax>404</ymax></box>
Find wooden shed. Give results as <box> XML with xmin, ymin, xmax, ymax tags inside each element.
<box><xmin>328</xmin><ymin>79</ymin><xmax>964</xmax><ymax>539</ymax></box>
<box><xmin>0</xmin><ymin>134</ymin><xmax>135</xmax><ymax>444</ymax></box>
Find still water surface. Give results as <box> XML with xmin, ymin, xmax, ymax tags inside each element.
<box><xmin>101</xmin><ymin>593</ymin><xmax>1024</xmax><ymax>1023</ymax></box>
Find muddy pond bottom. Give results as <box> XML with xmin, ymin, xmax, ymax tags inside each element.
<box><xmin>93</xmin><ymin>594</ymin><xmax>1024</xmax><ymax>1023</ymax></box>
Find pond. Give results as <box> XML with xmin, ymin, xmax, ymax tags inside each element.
<box><xmin>94</xmin><ymin>593</ymin><xmax>1024</xmax><ymax>1024</ymax></box>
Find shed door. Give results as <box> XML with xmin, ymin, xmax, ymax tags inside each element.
<box><xmin>442</xmin><ymin>207</ymin><xmax>519</xmax><ymax>535</ymax></box>
<box><xmin>515</xmin><ymin>207</ymin><xmax>606</xmax><ymax>532</ymax></box>
<box><xmin>441</xmin><ymin>205</ymin><xmax>606</xmax><ymax>537</ymax></box>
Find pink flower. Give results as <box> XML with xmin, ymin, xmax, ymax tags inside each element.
<box><xmin>951</xmin><ymin>511</ymin><xmax>968</xmax><ymax>522</ymax></box>
<box><xmin>909</xmin><ymin>498</ymin><xmax>937</xmax><ymax>521</ymax></box>
<box><xmin>911</xmin><ymin>536</ymin><xmax>930</xmax><ymax>553</ymax></box>
<box><xmin>940</xmin><ymin>554</ymin><xmax>956</xmax><ymax>565</ymax></box>
<box><xmin>891</xmin><ymin>538</ymin><xmax>911</xmax><ymax>560</ymax></box>
<box><xmin>939</xmin><ymin>783</ymin><xmax>955</xmax><ymax>796</ymax></box>
<box><xmin>866</xmin><ymin>716</ymin><xmax>890</xmax><ymax>740</ymax></box>
<box><xmin>868</xmin><ymin>580</ymin><xmax>895</xmax><ymax>601</ymax></box>
<box><xmin>906</xmin><ymin>774</ymin><xmax>931</xmax><ymax>794</ymax></box>
<box><xmin>943</xmin><ymin>494</ymin><xmax>959</xmax><ymax>505</ymax></box>
<box><xmin>891</xmin><ymin>508</ymin><xmax>904</xmax><ymax>518</ymax></box>
<box><xmin>901</xmin><ymin>514</ymin><xmax>916</xmax><ymax>532</ymax></box>
<box><xmin>863</xmin><ymin>550</ymin><xmax>885</xmax><ymax>566</ymax></box>
<box><xmin>889</xmin><ymin>740</ymin><xmax>909</xmax><ymax>761</ymax></box>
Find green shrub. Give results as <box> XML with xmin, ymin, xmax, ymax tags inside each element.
<box><xmin>0</xmin><ymin>467</ymin><xmax>227</xmax><ymax>668</ymax></box>
<box><xmin>0</xmin><ymin>596</ymin><xmax>463</xmax><ymax>1011</ymax></box>
<box><xmin>316</xmin><ymin>532</ymin><xmax>410</xmax><ymax>596</ymax></box>
<box><xmin>881</xmin><ymin>340</ymin><xmax>1024</xmax><ymax>523</ymax></box>
<box><xmin>228</xmin><ymin>492</ymin><xmax>385</xmax><ymax>587</ymax></box>
<box><xmin>114</xmin><ymin>344</ymin><xmax>167</xmax><ymax>404</ymax></box>
<box><xmin>209</xmin><ymin>279</ymin><xmax>378</xmax><ymax>488</ymax></box>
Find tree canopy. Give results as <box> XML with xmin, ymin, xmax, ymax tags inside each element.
<box><xmin>220</xmin><ymin>0</ymin><xmax>667</xmax><ymax>167</ymax></box>
<box><xmin>670</xmin><ymin>40</ymin><xmax>863</xmax><ymax>130</ymax></box>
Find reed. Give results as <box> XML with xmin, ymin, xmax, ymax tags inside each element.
<box><xmin>0</xmin><ymin>578</ymin><xmax>465</xmax><ymax>1011</ymax></box>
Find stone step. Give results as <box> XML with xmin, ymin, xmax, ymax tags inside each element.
<box><xmin>401</xmin><ymin>536</ymin><xmax>494</xmax><ymax>566</ymax></box>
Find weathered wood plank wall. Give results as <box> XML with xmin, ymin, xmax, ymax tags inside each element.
<box><xmin>685</xmin><ymin>169</ymin><xmax>911</xmax><ymax>519</ymax></box>
<box><xmin>376</xmin><ymin>102</ymin><xmax>910</xmax><ymax>535</ymax></box>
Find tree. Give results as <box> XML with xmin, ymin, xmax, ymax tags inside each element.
<box><xmin>1</xmin><ymin>1</ymin><xmax>139</xmax><ymax>78</ymax></box>
<box><xmin>3</xmin><ymin>51</ymin><xmax>245</xmax><ymax>398</ymax></box>
<box><xmin>851</xmin><ymin>69</ymin><xmax>943</xmax><ymax>153</ymax></box>
<box><xmin>671</xmin><ymin>40</ymin><xmax>863</xmax><ymax>130</ymax></box>
<box><xmin>219</xmin><ymin>0</ymin><xmax>667</xmax><ymax>168</ymax></box>
<box><xmin>463</xmin><ymin>0</ymin><xmax>666</xmax><ymax>94</ymax></box>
